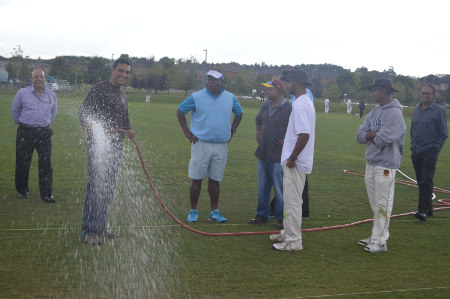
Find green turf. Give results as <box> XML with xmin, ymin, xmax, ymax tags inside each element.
<box><xmin>1</xmin><ymin>88</ymin><xmax>449</xmax><ymax>298</ymax></box>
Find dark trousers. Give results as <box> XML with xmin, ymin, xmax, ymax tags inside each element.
<box><xmin>411</xmin><ymin>149</ymin><xmax>438</xmax><ymax>215</ymax></box>
<box><xmin>15</xmin><ymin>125</ymin><xmax>53</xmax><ymax>198</ymax></box>
<box><xmin>271</xmin><ymin>175</ymin><xmax>309</xmax><ymax>217</ymax></box>
<box><xmin>81</xmin><ymin>134</ymin><xmax>123</xmax><ymax>237</ymax></box>
<box><xmin>359</xmin><ymin>108</ymin><xmax>364</xmax><ymax>119</ymax></box>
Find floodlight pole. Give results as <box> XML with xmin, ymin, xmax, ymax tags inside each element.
<box><xmin>203</xmin><ymin>50</ymin><xmax>207</xmax><ymax>63</ymax></box>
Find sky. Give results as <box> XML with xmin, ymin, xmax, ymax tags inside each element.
<box><xmin>0</xmin><ymin>0</ymin><xmax>449</xmax><ymax>78</ymax></box>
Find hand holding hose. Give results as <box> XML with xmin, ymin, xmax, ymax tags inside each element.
<box><xmin>124</xmin><ymin>129</ymin><xmax>135</xmax><ymax>139</ymax></box>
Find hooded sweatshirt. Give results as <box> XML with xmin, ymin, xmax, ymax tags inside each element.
<box><xmin>356</xmin><ymin>99</ymin><xmax>406</xmax><ymax>169</ymax></box>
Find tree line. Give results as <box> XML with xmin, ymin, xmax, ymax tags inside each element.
<box><xmin>3</xmin><ymin>46</ymin><xmax>449</xmax><ymax>106</ymax></box>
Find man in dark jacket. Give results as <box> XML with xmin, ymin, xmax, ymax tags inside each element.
<box><xmin>410</xmin><ymin>84</ymin><xmax>447</xmax><ymax>221</ymax></box>
<box><xmin>249</xmin><ymin>79</ymin><xmax>291</xmax><ymax>229</ymax></box>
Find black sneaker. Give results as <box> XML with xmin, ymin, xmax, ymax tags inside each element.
<box><xmin>42</xmin><ymin>195</ymin><xmax>56</xmax><ymax>203</ymax></box>
<box><xmin>414</xmin><ymin>212</ymin><xmax>427</xmax><ymax>221</ymax></box>
<box><xmin>18</xmin><ymin>192</ymin><xmax>29</xmax><ymax>198</ymax></box>
<box><xmin>248</xmin><ymin>216</ymin><xmax>268</xmax><ymax>224</ymax></box>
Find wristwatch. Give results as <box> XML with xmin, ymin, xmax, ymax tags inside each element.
<box><xmin>289</xmin><ymin>156</ymin><xmax>296</xmax><ymax>161</ymax></box>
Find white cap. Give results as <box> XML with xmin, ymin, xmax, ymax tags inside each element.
<box><xmin>207</xmin><ymin>70</ymin><xmax>223</xmax><ymax>79</ymax></box>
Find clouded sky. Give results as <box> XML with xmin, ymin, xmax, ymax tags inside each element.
<box><xmin>1</xmin><ymin>0</ymin><xmax>448</xmax><ymax>77</ymax></box>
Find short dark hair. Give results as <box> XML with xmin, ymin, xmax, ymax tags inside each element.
<box><xmin>424</xmin><ymin>84</ymin><xmax>435</xmax><ymax>95</ymax></box>
<box><xmin>113</xmin><ymin>57</ymin><xmax>131</xmax><ymax>69</ymax></box>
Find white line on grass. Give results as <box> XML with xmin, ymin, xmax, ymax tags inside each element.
<box><xmin>0</xmin><ymin>218</ymin><xmax>449</xmax><ymax>231</ymax></box>
<box><xmin>293</xmin><ymin>285</ymin><xmax>450</xmax><ymax>298</ymax></box>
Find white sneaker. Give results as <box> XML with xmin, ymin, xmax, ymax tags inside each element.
<box><xmin>272</xmin><ymin>241</ymin><xmax>303</xmax><ymax>251</ymax></box>
<box><xmin>364</xmin><ymin>242</ymin><xmax>387</xmax><ymax>253</ymax></box>
<box><xmin>358</xmin><ymin>237</ymin><xmax>371</xmax><ymax>246</ymax></box>
<box><xmin>269</xmin><ymin>233</ymin><xmax>285</xmax><ymax>242</ymax></box>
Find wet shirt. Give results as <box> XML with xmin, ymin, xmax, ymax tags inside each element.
<box><xmin>410</xmin><ymin>101</ymin><xmax>447</xmax><ymax>153</ymax></box>
<box><xmin>78</xmin><ymin>80</ymin><xmax>131</xmax><ymax>130</ymax></box>
<box><xmin>11</xmin><ymin>85</ymin><xmax>57</xmax><ymax>127</ymax></box>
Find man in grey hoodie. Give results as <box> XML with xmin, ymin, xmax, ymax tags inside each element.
<box><xmin>356</xmin><ymin>79</ymin><xmax>406</xmax><ymax>253</ymax></box>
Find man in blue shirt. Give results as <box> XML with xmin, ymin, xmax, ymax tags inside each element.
<box><xmin>11</xmin><ymin>69</ymin><xmax>57</xmax><ymax>203</ymax></box>
<box><xmin>177</xmin><ymin>70</ymin><xmax>243</xmax><ymax>222</ymax></box>
<box><xmin>411</xmin><ymin>84</ymin><xmax>448</xmax><ymax>221</ymax></box>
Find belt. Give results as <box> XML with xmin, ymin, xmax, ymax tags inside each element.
<box><xmin>19</xmin><ymin>123</ymin><xmax>49</xmax><ymax>131</ymax></box>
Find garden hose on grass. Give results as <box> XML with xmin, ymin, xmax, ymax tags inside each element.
<box><xmin>117</xmin><ymin>129</ymin><xmax>450</xmax><ymax>236</ymax></box>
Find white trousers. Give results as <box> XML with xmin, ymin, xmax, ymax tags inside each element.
<box><xmin>364</xmin><ymin>164</ymin><xmax>396</xmax><ymax>244</ymax></box>
<box><xmin>281</xmin><ymin>165</ymin><xmax>305</xmax><ymax>244</ymax></box>
<box><xmin>145</xmin><ymin>95</ymin><xmax>151</xmax><ymax>102</ymax></box>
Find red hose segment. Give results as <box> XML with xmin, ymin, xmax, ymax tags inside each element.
<box><xmin>113</xmin><ymin>129</ymin><xmax>450</xmax><ymax>236</ymax></box>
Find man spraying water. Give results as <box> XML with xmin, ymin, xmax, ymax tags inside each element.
<box><xmin>78</xmin><ymin>57</ymin><xmax>135</xmax><ymax>246</ymax></box>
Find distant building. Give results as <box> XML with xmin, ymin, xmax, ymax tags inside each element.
<box><xmin>420</xmin><ymin>74</ymin><xmax>450</xmax><ymax>92</ymax></box>
<box><xmin>0</xmin><ymin>68</ymin><xmax>8</xmax><ymax>83</ymax></box>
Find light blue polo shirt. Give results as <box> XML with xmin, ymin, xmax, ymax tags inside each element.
<box><xmin>178</xmin><ymin>87</ymin><xmax>243</xmax><ymax>143</ymax></box>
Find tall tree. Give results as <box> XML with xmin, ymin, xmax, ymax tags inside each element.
<box><xmin>86</xmin><ymin>57</ymin><xmax>111</xmax><ymax>84</ymax></box>
<box><xmin>234</xmin><ymin>69</ymin><xmax>255</xmax><ymax>95</ymax></box>
<box><xmin>393</xmin><ymin>75</ymin><xmax>416</xmax><ymax>106</ymax></box>
<box><xmin>49</xmin><ymin>56</ymin><xmax>74</xmax><ymax>82</ymax></box>
<box><xmin>323</xmin><ymin>83</ymin><xmax>341</xmax><ymax>102</ymax></box>
<box><xmin>311</xmin><ymin>74</ymin><xmax>323</xmax><ymax>98</ymax></box>
<box><xmin>335</xmin><ymin>71</ymin><xmax>358</xmax><ymax>99</ymax></box>
<box><xmin>179</xmin><ymin>70</ymin><xmax>198</xmax><ymax>95</ymax></box>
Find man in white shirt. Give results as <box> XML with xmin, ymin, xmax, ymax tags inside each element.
<box><xmin>271</xmin><ymin>69</ymin><xmax>316</xmax><ymax>251</ymax></box>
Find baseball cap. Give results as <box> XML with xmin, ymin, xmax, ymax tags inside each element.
<box><xmin>262</xmin><ymin>79</ymin><xmax>285</xmax><ymax>94</ymax></box>
<box><xmin>207</xmin><ymin>70</ymin><xmax>224</xmax><ymax>79</ymax></box>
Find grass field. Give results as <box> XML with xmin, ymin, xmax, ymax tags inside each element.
<box><xmin>0</xmin><ymin>88</ymin><xmax>449</xmax><ymax>298</ymax></box>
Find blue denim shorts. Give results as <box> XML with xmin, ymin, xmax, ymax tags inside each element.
<box><xmin>188</xmin><ymin>140</ymin><xmax>228</xmax><ymax>181</ymax></box>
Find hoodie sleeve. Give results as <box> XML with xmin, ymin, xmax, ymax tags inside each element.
<box><xmin>372</xmin><ymin>108</ymin><xmax>406</xmax><ymax>147</ymax></box>
<box><xmin>356</xmin><ymin>112</ymin><xmax>372</xmax><ymax>144</ymax></box>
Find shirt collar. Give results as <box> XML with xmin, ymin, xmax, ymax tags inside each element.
<box><xmin>419</xmin><ymin>100</ymin><xmax>437</xmax><ymax>110</ymax></box>
<box><xmin>206</xmin><ymin>86</ymin><xmax>224</xmax><ymax>97</ymax></box>
<box><xmin>31</xmin><ymin>84</ymin><xmax>49</xmax><ymax>95</ymax></box>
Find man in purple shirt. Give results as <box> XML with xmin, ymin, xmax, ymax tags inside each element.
<box><xmin>11</xmin><ymin>68</ymin><xmax>57</xmax><ymax>203</ymax></box>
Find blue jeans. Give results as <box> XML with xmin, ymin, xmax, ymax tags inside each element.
<box><xmin>256</xmin><ymin>159</ymin><xmax>283</xmax><ymax>221</ymax></box>
<box><xmin>81</xmin><ymin>134</ymin><xmax>123</xmax><ymax>238</ymax></box>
